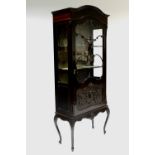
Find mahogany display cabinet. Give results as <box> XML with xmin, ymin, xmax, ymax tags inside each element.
<box><xmin>52</xmin><ymin>5</ymin><xmax>110</xmax><ymax>151</ymax></box>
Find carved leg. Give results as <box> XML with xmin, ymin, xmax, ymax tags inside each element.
<box><xmin>69</xmin><ymin>121</ymin><xmax>75</xmax><ymax>152</ymax></box>
<box><xmin>91</xmin><ymin>118</ymin><xmax>94</xmax><ymax>129</ymax></box>
<box><xmin>54</xmin><ymin>115</ymin><xmax>62</xmax><ymax>144</ymax></box>
<box><xmin>103</xmin><ymin>107</ymin><xmax>110</xmax><ymax>134</ymax></box>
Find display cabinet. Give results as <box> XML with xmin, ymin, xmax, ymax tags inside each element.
<box><xmin>52</xmin><ymin>5</ymin><xmax>110</xmax><ymax>151</ymax></box>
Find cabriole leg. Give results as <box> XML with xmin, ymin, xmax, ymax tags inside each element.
<box><xmin>103</xmin><ymin>107</ymin><xmax>110</xmax><ymax>134</ymax></box>
<box><xmin>54</xmin><ymin>115</ymin><xmax>62</xmax><ymax>144</ymax></box>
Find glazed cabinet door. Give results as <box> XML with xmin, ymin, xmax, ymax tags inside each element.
<box><xmin>73</xmin><ymin>19</ymin><xmax>105</xmax><ymax>83</ymax></box>
<box><xmin>72</xmin><ymin>18</ymin><xmax>107</xmax><ymax>114</ymax></box>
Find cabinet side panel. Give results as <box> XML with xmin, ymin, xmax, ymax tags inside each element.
<box><xmin>56</xmin><ymin>85</ymin><xmax>69</xmax><ymax>113</ymax></box>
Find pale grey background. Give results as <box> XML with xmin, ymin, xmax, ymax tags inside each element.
<box><xmin>27</xmin><ymin>0</ymin><xmax>128</xmax><ymax>154</ymax></box>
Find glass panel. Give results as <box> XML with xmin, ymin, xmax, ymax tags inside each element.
<box><xmin>75</xmin><ymin>20</ymin><xmax>93</xmax><ymax>67</ymax></box>
<box><xmin>74</xmin><ymin>19</ymin><xmax>103</xmax><ymax>82</ymax></box>
<box><xmin>57</xmin><ymin>25</ymin><xmax>68</xmax><ymax>84</ymax></box>
<box><xmin>93</xmin><ymin>29</ymin><xmax>103</xmax><ymax>77</ymax></box>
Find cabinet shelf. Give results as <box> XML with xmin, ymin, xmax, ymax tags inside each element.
<box><xmin>58</xmin><ymin>65</ymin><xmax>102</xmax><ymax>71</ymax></box>
<box><xmin>58</xmin><ymin>46</ymin><xmax>67</xmax><ymax>48</ymax></box>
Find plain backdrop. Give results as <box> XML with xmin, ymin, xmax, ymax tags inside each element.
<box><xmin>27</xmin><ymin>0</ymin><xmax>129</xmax><ymax>155</ymax></box>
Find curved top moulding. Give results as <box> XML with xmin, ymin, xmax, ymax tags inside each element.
<box><xmin>52</xmin><ymin>5</ymin><xmax>109</xmax><ymax>24</ymax></box>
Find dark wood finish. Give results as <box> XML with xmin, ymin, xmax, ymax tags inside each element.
<box><xmin>52</xmin><ymin>5</ymin><xmax>110</xmax><ymax>151</ymax></box>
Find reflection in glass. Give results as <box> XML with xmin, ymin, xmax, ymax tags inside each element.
<box><xmin>93</xmin><ymin>29</ymin><xmax>103</xmax><ymax>77</ymax></box>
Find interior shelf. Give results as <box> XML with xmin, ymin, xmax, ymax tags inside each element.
<box><xmin>58</xmin><ymin>65</ymin><xmax>102</xmax><ymax>71</ymax></box>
